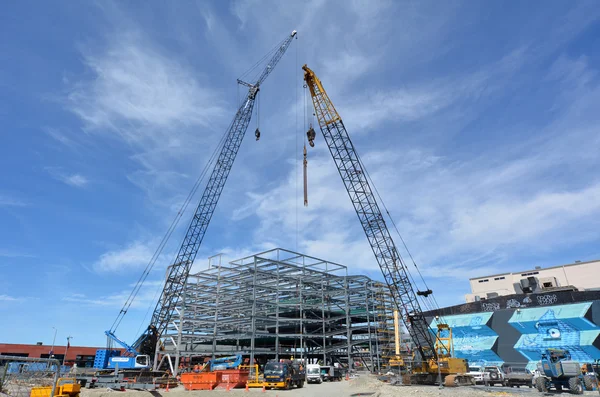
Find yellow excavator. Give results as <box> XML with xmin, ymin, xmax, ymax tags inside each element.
<box><xmin>303</xmin><ymin>64</ymin><xmax>472</xmax><ymax>387</ymax></box>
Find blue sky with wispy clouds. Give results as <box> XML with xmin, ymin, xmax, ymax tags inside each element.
<box><xmin>1</xmin><ymin>1</ymin><xmax>600</xmax><ymax>347</ymax></box>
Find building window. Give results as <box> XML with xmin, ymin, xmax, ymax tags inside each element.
<box><xmin>478</xmin><ymin>279</ymin><xmax>489</xmax><ymax>283</ymax></box>
<box><xmin>521</xmin><ymin>271</ymin><xmax>539</xmax><ymax>276</ymax></box>
<box><xmin>494</xmin><ymin>276</ymin><xmax>505</xmax><ymax>280</ymax></box>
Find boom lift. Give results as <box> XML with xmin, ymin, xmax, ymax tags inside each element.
<box><xmin>302</xmin><ymin>65</ymin><xmax>471</xmax><ymax>386</ymax></box>
<box><xmin>388</xmin><ymin>310</ymin><xmax>405</xmax><ymax>371</ymax></box>
<box><xmin>103</xmin><ymin>30</ymin><xmax>297</xmax><ymax>373</ymax></box>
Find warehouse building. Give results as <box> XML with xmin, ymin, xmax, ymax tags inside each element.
<box><xmin>465</xmin><ymin>259</ymin><xmax>600</xmax><ymax>303</ymax></box>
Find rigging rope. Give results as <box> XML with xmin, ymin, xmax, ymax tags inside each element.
<box><xmin>238</xmin><ymin>36</ymin><xmax>288</xmax><ymax>84</ymax></box>
<box><xmin>353</xmin><ymin>152</ymin><xmax>443</xmax><ymax>316</ymax></box>
<box><xmin>133</xmin><ymin>129</ymin><xmax>230</xmax><ymax>337</ymax></box>
<box><xmin>113</xmin><ymin>116</ymin><xmax>231</xmax><ymax>335</ymax></box>
<box><xmin>295</xmin><ymin>33</ymin><xmax>299</xmax><ymax>252</ymax></box>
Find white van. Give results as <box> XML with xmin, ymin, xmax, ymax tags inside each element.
<box><xmin>306</xmin><ymin>364</ymin><xmax>322</xmax><ymax>384</ymax></box>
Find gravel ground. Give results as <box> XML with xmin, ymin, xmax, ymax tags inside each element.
<box><xmin>80</xmin><ymin>374</ymin><xmax>600</xmax><ymax>397</ymax></box>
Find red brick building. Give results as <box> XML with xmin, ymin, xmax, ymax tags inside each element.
<box><xmin>0</xmin><ymin>343</ymin><xmax>123</xmax><ymax>368</ymax></box>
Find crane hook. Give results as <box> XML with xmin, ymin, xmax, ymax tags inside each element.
<box><xmin>306</xmin><ymin>126</ymin><xmax>316</xmax><ymax>147</ymax></box>
<box><xmin>255</xmin><ymin>128</ymin><xmax>261</xmax><ymax>141</ymax></box>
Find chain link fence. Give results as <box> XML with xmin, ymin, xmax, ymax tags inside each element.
<box><xmin>0</xmin><ymin>356</ymin><xmax>61</xmax><ymax>397</ymax></box>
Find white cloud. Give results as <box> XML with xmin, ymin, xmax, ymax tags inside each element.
<box><xmin>64</xmin><ymin>174</ymin><xmax>89</xmax><ymax>187</ymax></box>
<box><xmin>340</xmin><ymin>87</ymin><xmax>450</xmax><ymax>130</ymax></box>
<box><xmin>0</xmin><ymin>250</ymin><xmax>36</xmax><ymax>258</ymax></box>
<box><xmin>62</xmin><ymin>288</ymin><xmax>157</xmax><ymax>310</ymax></box>
<box><xmin>45</xmin><ymin>128</ymin><xmax>79</xmax><ymax>149</ymax></box>
<box><xmin>447</xmin><ymin>184</ymin><xmax>600</xmax><ymax>248</ymax></box>
<box><xmin>0</xmin><ymin>294</ymin><xmax>32</xmax><ymax>302</ymax></box>
<box><xmin>65</xmin><ymin>29</ymin><xmax>227</xmax><ymax>202</ymax></box>
<box><xmin>67</xmin><ymin>33</ymin><xmax>224</xmax><ymax>134</ymax></box>
<box><xmin>94</xmin><ymin>241</ymin><xmax>156</xmax><ymax>273</ymax></box>
<box><xmin>0</xmin><ymin>195</ymin><xmax>28</xmax><ymax>207</ymax></box>
<box><xmin>45</xmin><ymin>167</ymin><xmax>89</xmax><ymax>188</ymax></box>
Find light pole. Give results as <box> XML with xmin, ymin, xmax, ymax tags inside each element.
<box><xmin>50</xmin><ymin>327</ymin><xmax>57</xmax><ymax>358</ymax></box>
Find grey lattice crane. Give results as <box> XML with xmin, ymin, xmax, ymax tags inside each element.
<box><xmin>122</xmin><ymin>30</ymin><xmax>297</xmax><ymax>365</ymax></box>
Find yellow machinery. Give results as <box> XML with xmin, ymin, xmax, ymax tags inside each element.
<box><xmin>388</xmin><ymin>310</ymin><xmax>405</xmax><ymax>370</ymax></box>
<box><xmin>241</xmin><ymin>364</ymin><xmax>264</xmax><ymax>388</ymax></box>
<box><xmin>303</xmin><ymin>64</ymin><xmax>472</xmax><ymax>387</ymax></box>
<box><xmin>410</xmin><ymin>324</ymin><xmax>473</xmax><ymax>386</ymax></box>
<box><xmin>30</xmin><ymin>378</ymin><xmax>80</xmax><ymax>397</ymax></box>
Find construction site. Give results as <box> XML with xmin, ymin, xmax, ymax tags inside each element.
<box><xmin>3</xmin><ymin>5</ymin><xmax>600</xmax><ymax>397</ymax></box>
<box><xmin>160</xmin><ymin>248</ymin><xmax>400</xmax><ymax>372</ymax></box>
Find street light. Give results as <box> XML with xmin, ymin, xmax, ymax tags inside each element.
<box><xmin>50</xmin><ymin>327</ymin><xmax>57</xmax><ymax>358</ymax></box>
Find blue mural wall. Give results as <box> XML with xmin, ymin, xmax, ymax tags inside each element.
<box><xmin>426</xmin><ymin>297</ymin><xmax>600</xmax><ymax>369</ymax></box>
<box><xmin>430</xmin><ymin>312</ymin><xmax>502</xmax><ymax>366</ymax></box>
<box><xmin>508</xmin><ymin>302</ymin><xmax>600</xmax><ymax>370</ymax></box>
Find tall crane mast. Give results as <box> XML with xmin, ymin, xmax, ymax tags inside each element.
<box><xmin>127</xmin><ymin>30</ymin><xmax>297</xmax><ymax>364</ymax></box>
<box><xmin>303</xmin><ymin>65</ymin><xmax>470</xmax><ymax>385</ymax></box>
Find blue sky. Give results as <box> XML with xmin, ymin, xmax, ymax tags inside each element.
<box><xmin>1</xmin><ymin>1</ymin><xmax>600</xmax><ymax>347</ymax></box>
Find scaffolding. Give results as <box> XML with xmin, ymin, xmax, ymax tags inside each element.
<box><xmin>160</xmin><ymin>248</ymin><xmax>396</xmax><ymax>372</ymax></box>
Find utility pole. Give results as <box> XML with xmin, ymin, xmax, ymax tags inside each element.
<box><xmin>50</xmin><ymin>327</ymin><xmax>57</xmax><ymax>358</ymax></box>
<box><xmin>63</xmin><ymin>336</ymin><xmax>72</xmax><ymax>365</ymax></box>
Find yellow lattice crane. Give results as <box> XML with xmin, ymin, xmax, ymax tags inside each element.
<box><xmin>303</xmin><ymin>64</ymin><xmax>472</xmax><ymax>386</ymax></box>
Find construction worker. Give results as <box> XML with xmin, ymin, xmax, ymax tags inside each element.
<box><xmin>193</xmin><ymin>364</ymin><xmax>200</xmax><ymax>373</ymax></box>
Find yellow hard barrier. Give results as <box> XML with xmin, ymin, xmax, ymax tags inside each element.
<box><xmin>30</xmin><ymin>378</ymin><xmax>80</xmax><ymax>397</ymax></box>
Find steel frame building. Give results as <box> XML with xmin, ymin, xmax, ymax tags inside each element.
<box><xmin>160</xmin><ymin>248</ymin><xmax>396</xmax><ymax>371</ymax></box>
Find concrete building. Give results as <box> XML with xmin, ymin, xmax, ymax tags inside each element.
<box><xmin>466</xmin><ymin>259</ymin><xmax>600</xmax><ymax>303</ymax></box>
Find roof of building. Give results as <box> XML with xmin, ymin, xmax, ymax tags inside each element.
<box><xmin>469</xmin><ymin>258</ymin><xmax>600</xmax><ymax>281</ymax></box>
<box><xmin>423</xmin><ymin>289</ymin><xmax>600</xmax><ymax>317</ymax></box>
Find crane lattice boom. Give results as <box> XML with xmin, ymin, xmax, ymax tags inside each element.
<box><xmin>133</xmin><ymin>30</ymin><xmax>297</xmax><ymax>362</ymax></box>
<box><xmin>302</xmin><ymin>64</ymin><xmax>435</xmax><ymax>361</ymax></box>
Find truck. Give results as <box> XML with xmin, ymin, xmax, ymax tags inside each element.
<box><xmin>503</xmin><ymin>367</ymin><xmax>533</xmax><ymax>388</ymax></box>
<box><xmin>306</xmin><ymin>364</ymin><xmax>322</xmax><ymax>384</ymax></box>
<box><xmin>263</xmin><ymin>360</ymin><xmax>305</xmax><ymax>390</ymax></box>
<box><xmin>535</xmin><ymin>348</ymin><xmax>585</xmax><ymax>394</ymax></box>
<box><xmin>319</xmin><ymin>365</ymin><xmax>343</xmax><ymax>382</ymax></box>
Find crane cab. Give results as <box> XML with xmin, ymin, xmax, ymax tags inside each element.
<box><xmin>107</xmin><ymin>355</ymin><xmax>151</xmax><ymax>369</ymax></box>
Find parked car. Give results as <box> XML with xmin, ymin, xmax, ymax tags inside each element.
<box><xmin>468</xmin><ymin>365</ymin><xmax>485</xmax><ymax>385</ymax></box>
<box><xmin>483</xmin><ymin>366</ymin><xmax>506</xmax><ymax>386</ymax></box>
<box><xmin>503</xmin><ymin>367</ymin><xmax>533</xmax><ymax>388</ymax></box>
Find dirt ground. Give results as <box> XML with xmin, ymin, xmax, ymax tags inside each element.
<box><xmin>80</xmin><ymin>374</ymin><xmax>600</xmax><ymax>397</ymax></box>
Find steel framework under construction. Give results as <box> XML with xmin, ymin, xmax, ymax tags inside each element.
<box><xmin>159</xmin><ymin>248</ymin><xmax>398</xmax><ymax>372</ymax></box>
